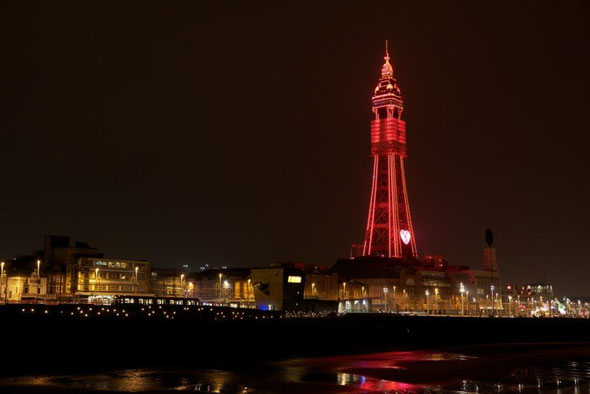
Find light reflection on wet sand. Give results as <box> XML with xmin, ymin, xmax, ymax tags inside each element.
<box><xmin>1</xmin><ymin>344</ymin><xmax>590</xmax><ymax>392</ymax></box>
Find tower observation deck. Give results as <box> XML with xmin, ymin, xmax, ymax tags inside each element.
<box><xmin>362</xmin><ymin>42</ymin><xmax>418</xmax><ymax>259</ymax></box>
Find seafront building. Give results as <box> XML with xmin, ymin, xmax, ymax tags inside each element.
<box><xmin>250</xmin><ymin>263</ymin><xmax>344</xmax><ymax>312</ymax></box>
<box><xmin>188</xmin><ymin>268</ymin><xmax>254</xmax><ymax>307</ymax></box>
<box><xmin>43</xmin><ymin>235</ymin><xmax>103</xmax><ymax>299</ymax></box>
<box><xmin>3</xmin><ymin>273</ymin><xmax>47</xmax><ymax>302</ymax></box>
<box><xmin>66</xmin><ymin>257</ymin><xmax>151</xmax><ymax>303</ymax></box>
<box><xmin>151</xmin><ymin>268</ymin><xmax>185</xmax><ymax>297</ymax></box>
<box><xmin>0</xmin><ymin>255</ymin><xmax>48</xmax><ymax>302</ymax></box>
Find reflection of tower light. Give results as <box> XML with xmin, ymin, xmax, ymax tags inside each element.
<box><xmin>363</xmin><ymin>41</ymin><xmax>417</xmax><ymax>258</ymax></box>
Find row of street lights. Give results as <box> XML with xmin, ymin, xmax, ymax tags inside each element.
<box><xmin>380</xmin><ymin>282</ymin><xmax>504</xmax><ymax>315</ymax></box>
<box><xmin>384</xmin><ymin>285</ymin><xmax>448</xmax><ymax>314</ymax></box>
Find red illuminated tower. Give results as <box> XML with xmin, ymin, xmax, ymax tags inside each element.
<box><xmin>362</xmin><ymin>42</ymin><xmax>418</xmax><ymax>259</ymax></box>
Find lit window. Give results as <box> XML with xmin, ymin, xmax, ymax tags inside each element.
<box><xmin>287</xmin><ymin>276</ymin><xmax>302</xmax><ymax>283</ymax></box>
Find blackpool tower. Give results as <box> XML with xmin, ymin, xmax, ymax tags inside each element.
<box><xmin>362</xmin><ymin>43</ymin><xmax>418</xmax><ymax>259</ymax></box>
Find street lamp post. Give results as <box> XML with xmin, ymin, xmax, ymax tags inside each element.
<box><xmin>0</xmin><ymin>262</ymin><xmax>4</xmax><ymax>304</ymax></box>
<box><xmin>218</xmin><ymin>273</ymin><xmax>223</xmax><ymax>300</ymax></box>
<box><xmin>247</xmin><ymin>278</ymin><xmax>251</xmax><ymax>308</ymax></box>
<box><xmin>425</xmin><ymin>290</ymin><xmax>430</xmax><ymax>314</ymax></box>
<box><xmin>393</xmin><ymin>286</ymin><xmax>396</xmax><ymax>312</ymax></box>
<box><xmin>434</xmin><ymin>288</ymin><xmax>439</xmax><ymax>313</ymax></box>
<box><xmin>188</xmin><ymin>281</ymin><xmax>194</xmax><ymax>298</ymax></box>
<box><xmin>95</xmin><ymin>268</ymin><xmax>100</xmax><ymax>297</ymax></box>
<box><xmin>135</xmin><ymin>266</ymin><xmax>139</xmax><ymax>294</ymax></box>
<box><xmin>383</xmin><ymin>287</ymin><xmax>389</xmax><ymax>312</ymax></box>
<box><xmin>223</xmin><ymin>280</ymin><xmax>230</xmax><ymax>303</ymax></box>
<box><xmin>402</xmin><ymin>289</ymin><xmax>407</xmax><ymax>311</ymax></box>
<box><xmin>460</xmin><ymin>283</ymin><xmax>465</xmax><ymax>316</ymax></box>
<box><xmin>491</xmin><ymin>285</ymin><xmax>495</xmax><ymax>315</ymax></box>
<box><xmin>36</xmin><ymin>260</ymin><xmax>41</xmax><ymax>303</ymax></box>
<box><xmin>180</xmin><ymin>274</ymin><xmax>185</xmax><ymax>297</ymax></box>
<box><xmin>508</xmin><ymin>295</ymin><xmax>513</xmax><ymax>317</ymax></box>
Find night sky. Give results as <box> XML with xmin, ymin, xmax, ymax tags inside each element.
<box><xmin>1</xmin><ymin>1</ymin><xmax>589</xmax><ymax>295</ymax></box>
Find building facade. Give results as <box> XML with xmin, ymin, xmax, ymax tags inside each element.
<box><xmin>2</xmin><ymin>274</ymin><xmax>47</xmax><ymax>302</ymax></box>
<box><xmin>303</xmin><ymin>272</ymin><xmax>339</xmax><ymax>301</ymax></box>
<box><xmin>251</xmin><ymin>263</ymin><xmax>339</xmax><ymax>312</ymax></box>
<box><xmin>151</xmin><ymin>268</ymin><xmax>185</xmax><ymax>298</ymax></box>
<box><xmin>251</xmin><ymin>266</ymin><xmax>301</xmax><ymax>311</ymax></box>
<box><xmin>67</xmin><ymin>257</ymin><xmax>151</xmax><ymax>302</ymax></box>
<box><xmin>189</xmin><ymin>268</ymin><xmax>253</xmax><ymax>306</ymax></box>
<box><xmin>43</xmin><ymin>235</ymin><xmax>103</xmax><ymax>299</ymax></box>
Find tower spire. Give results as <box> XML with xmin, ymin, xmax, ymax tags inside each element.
<box><xmin>380</xmin><ymin>40</ymin><xmax>394</xmax><ymax>80</ymax></box>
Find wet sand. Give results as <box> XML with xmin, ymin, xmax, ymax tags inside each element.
<box><xmin>1</xmin><ymin>342</ymin><xmax>589</xmax><ymax>393</ymax></box>
<box><xmin>340</xmin><ymin>343</ymin><xmax>590</xmax><ymax>384</ymax></box>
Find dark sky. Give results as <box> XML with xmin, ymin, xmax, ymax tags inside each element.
<box><xmin>1</xmin><ymin>1</ymin><xmax>589</xmax><ymax>295</ymax></box>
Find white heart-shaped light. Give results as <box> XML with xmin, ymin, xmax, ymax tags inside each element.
<box><xmin>400</xmin><ymin>229</ymin><xmax>411</xmax><ymax>245</ymax></box>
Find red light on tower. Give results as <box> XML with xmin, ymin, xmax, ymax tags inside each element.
<box><xmin>362</xmin><ymin>41</ymin><xmax>418</xmax><ymax>259</ymax></box>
